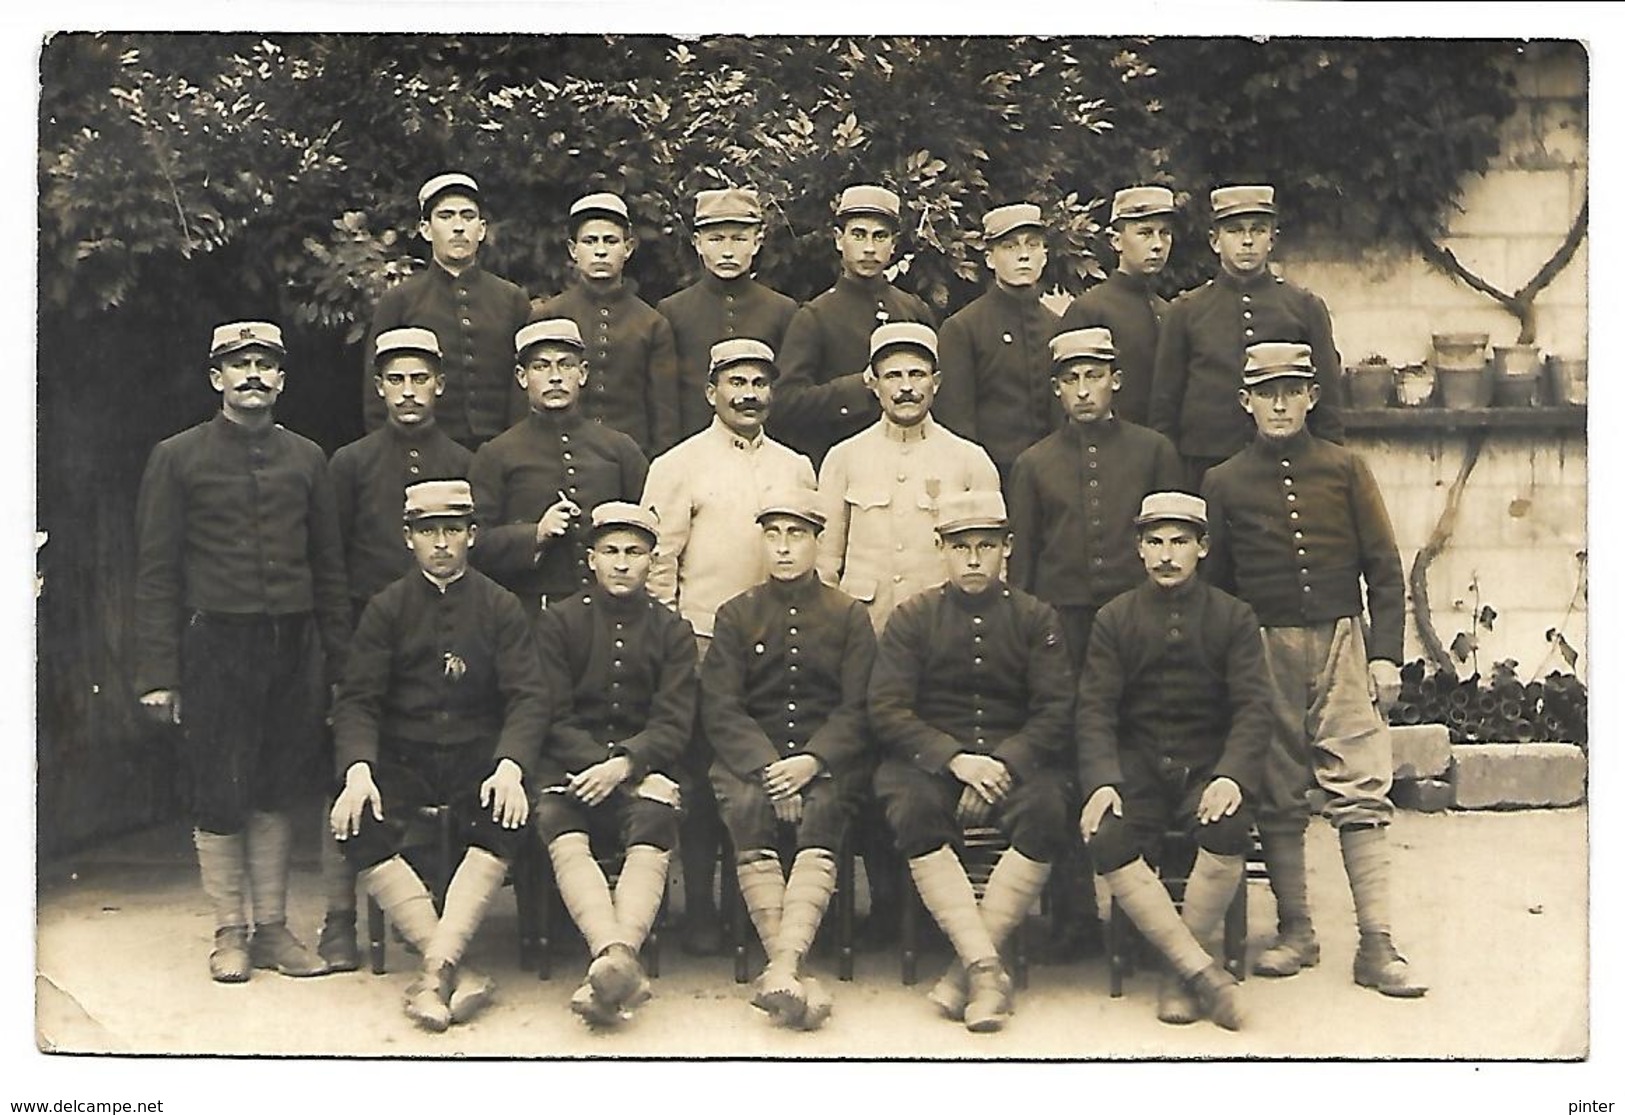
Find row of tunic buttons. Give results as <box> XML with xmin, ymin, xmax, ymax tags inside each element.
<box><xmin>1241</xmin><ymin>292</ymin><xmax>1254</xmax><ymax>340</ymax></box>
<box><xmin>784</xmin><ymin>606</ymin><xmax>799</xmax><ymax>746</ymax></box>
<box><xmin>608</xmin><ymin>618</ymin><xmax>626</xmax><ymax>716</ymax></box>
<box><xmin>456</xmin><ymin>288</ymin><xmax>476</xmax><ymax>363</ymax></box>
<box><xmin>1281</xmin><ymin>457</ymin><xmax>1312</xmax><ymax>592</ymax></box>
<box><xmin>971</xmin><ymin>613</ymin><xmax>986</xmax><ymax>746</ymax></box>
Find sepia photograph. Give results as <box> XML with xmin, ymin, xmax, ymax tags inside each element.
<box><xmin>18</xmin><ymin>3</ymin><xmax>1614</xmax><ymax>1107</ymax></box>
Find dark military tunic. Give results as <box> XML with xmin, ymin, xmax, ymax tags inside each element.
<box><xmin>703</xmin><ymin>573</ymin><xmax>877</xmax><ymax>780</ymax></box>
<box><xmin>1059</xmin><ymin>269</ymin><xmax>1168</xmax><ymax>427</ymax></box>
<box><xmin>364</xmin><ymin>263</ymin><xmax>531</xmax><ymax>448</ymax></box>
<box><xmin>1200</xmin><ymin>430</ymin><xmax>1405</xmax><ymax>664</ymax></box>
<box><xmin>533</xmin><ymin>588</ymin><xmax>697</xmax><ymax>785</ymax></box>
<box><xmin>933</xmin><ymin>284</ymin><xmax>1062</xmax><ymax>475</ymax></box>
<box><xmin>656</xmin><ymin>272</ymin><xmax>798</xmax><ymax>440</ymax></box>
<box><xmin>770</xmin><ymin>273</ymin><xmax>935</xmax><ymax>463</ymax></box>
<box><xmin>868</xmin><ymin>583</ymin><xmax>1072</xmax><ymax>781</ymax></box>
<box><xmin>1008</xmin><ymin>417</ymin><xmax>1184</xmax><ymax>609</ymax></box>
<box><xmin>329</xmin><ymin>423</ymin><xmax>472</xmax><ymax>607</ymax></box>
<box><xmin>1149</xmin><ymin>270</ymin><xmax>1344</xmax><ymax>460</ymax></box>
<box><xmin>467</xmin><ymin>410</ymin><xmax>649</xmax><ymax>608</ymax></box>
<box><xmin>1075</xmin><ymin>578</ymin><xmax>1271</xmax><ymax>801</ymax></box>
<box><xmin>133</xmin><ymin>413</ymin><xmax>351</xmax><ymax>694</ymax></box>
<box><xmin>531</xmin><ymin>280</ymin><xmax>681</xmax><ymax>456</ymax></box>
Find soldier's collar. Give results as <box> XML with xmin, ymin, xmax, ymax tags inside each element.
<box><xmin>429</xmin><ymin>259</ymin><xmax>483</xmax><ymax>283</ymax></box>
<box><xmin>1215</xmin><ymin>267</ymin><xmax>1277</xmax><ymax>292</ymax></box>
<box><xmin>420</xmin><ymin>567</ymin><xmax>468</xmax><ymax>594</ymax></box>
<box><xmin>765</xmin><ymin>570</ymin><xmax>821</xmax><ymax>603</ymax></box>
<box><xmin>708</xmin><ymin>415</ymin><xmax>765</xmax><ymax>451</ymax></box>
<box><xmin>527</xmin><ymin>407</ymin><xmax>585</xmax><ymax>432</ymax></box>
<box><xmin>880</xmin><ymin>413</ymin><xmax>935</xmax><ymax>443</ymax></box>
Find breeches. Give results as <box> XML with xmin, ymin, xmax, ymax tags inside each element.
<box><xmin>1086</xmin><ymin>754</ymin><xmax>1254</xmax><ymax>873</ymax></box>
<box><xmin>340</xmin><ymin>742</ymin><xmax>525</xmax><ymax>869</ymax></box>
<box><xmin>710</xmin><ymin>763</ymin><xmax>855</xmax><ymax>853</ymax></box>
<box><xmin>872</xmin><ymin>758</ymin><xmax>1071</xmax><ymax>862</ymax></box>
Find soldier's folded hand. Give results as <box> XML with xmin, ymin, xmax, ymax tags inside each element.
<box><xmin>331</xmin><ymin>762</ymin><xmax>384</xmax><ymax>839</ymax></box>
<box><xmin>1079</xmin><ymin>785</ymin><xmax>1123</xmax><ymax>841</ymax></box>
<box><xmin>955</xmin><ymin>785</ymin><xmax>992</xmax><ymax>827</ymax></box>
<box><xmin>1195</xmin><ymin>776</ymin><xmax>1243</xmax><ymax>825</ymax></box>
<box><xmin>771</xmin><ymin>793</ymin><xmax>804</xmax><ymax>826</ymax></box>
<box><xmin>481</xmin><ymin>758</ymin><xmax>530</xmax><ymax>829</ymax></box>
<box><xmin>946</xmin><ymin>752</ymin><xmax>1011</xmax><ymax>806</ymax></box>
<box><xmin>763</xmin><ymin>754</ymin><xmax>820</xmax><ymax>801</ymax></box>
<box><xmin>568</xmin><ymin>756</ymin><xmax>633</xmax><ymax>807</ymax></box>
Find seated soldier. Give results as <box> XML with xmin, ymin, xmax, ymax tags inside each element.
<box><xmin>703</xmin><ymin>489</ymin><xmax>877</xmax><ymax>1031</ymax></box>
<box><xmin>330</xmin><ymin>480</ymin><xmax>548</xmax><ymax>1032</ymax></box>
<box><xmin>869</xmin><ymin>491</ymin><xmax>1074</xmax><ymax>1033</ymax></box>
<box><xmin>531</xmin><ymin>502</ymin><xmax>697</xmax><ymax>1027</ymax></box>
<box><xmin>1076</xmin><ymin>492</ymin><xmax>1271</xmax><ymax>1031</ymax></box>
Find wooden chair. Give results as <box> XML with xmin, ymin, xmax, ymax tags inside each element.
<box><xmin>365</xmin><ymin>804</ymin><xmax>544</xmax><ymax>974</ymax></box>
<box><xmin>719</xmin><ymin>829</ymin><xmax>857</xmax><ymax>984</ymax></box>
<box><xmin>1105</xmin><ymin>828</ymin><xmax>1253</xmax><ymax>997</ymax></box>
<box><xmin>899</xmin><ymin>826</ymin><xmax>1031</xmax><ymax>988</ymax></box>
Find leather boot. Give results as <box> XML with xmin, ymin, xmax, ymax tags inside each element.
<box><xmin>404</xmin><ymin>959</ymin><xmax>455</xmax><ymax>1032</ymax></box>
<box><xmin>962</xmin><ymin>957</ymin><xmax>1014</xmax><ymax>1033</ymax></box>
<box><xmin>569</xmin><ymin>978</ymin><xmax>620</xmax><ymax>1027</ymax></box>
<box><xmin>449</xmin><ymin>967</ymin><xmax>496</xmax><ymax>1024</ymax></box>
<box><xmin>926</xmin><ymin>960</ymin><xmax>969</xmax><ymax>1020</ymax></box>
<box><xmin>795</xmin><ymin>976</ymin><xmax>834</xmax><ymax>1031</ymax></box>
<box><xmin>1156</xmin><ymin>966</ymin><xmax>1202</xmax><ymax>1025</ymax></box>
<box><xmin>1253</xmin><ymin>922</ymin><xmax>1320</xmax><ymax>977</ymax></box>
<box><xmin>1189</xmin><ymin>963</ymin><xmax>1246</xmax><ymax>1031</ymax></box>
<box><xmin>1354</xmin><ymin>932</ymin><xmax>1428</xmax><ymax>998</ymax></box>
<box><xmin>209</xmin><ymin>926</ymin><xmax>251</xmax><ymax>984</ymax></box>
<box><xmin>250</xmin><ymin>922</ymin><xmax>328</xmax><ymax>977</ymax></box>
<box><xmin>318</xmin><ymin>910</ymin><xmax>360</xmax><ymax>973</ymax></box>
<box><xmin>588</xmin><ymin>942</ymin><xmax>648</xmax><ymax>1011</ymax></box>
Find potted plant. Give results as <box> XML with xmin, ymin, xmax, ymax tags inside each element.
<box><xmin>1344</xmin><ymin>352</ymin><xmax>1394</xmax><ymax>409</ymax></box>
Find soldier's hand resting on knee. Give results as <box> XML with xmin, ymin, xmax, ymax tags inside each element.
<box><xmin>1196</xmin><ymin>776</ymin><xmax>1243</xmax><ymax>825</ymax></box>
<box><xmin>568</xmin><ymin>756</ymin><xmax>633</xmax><ymax>807</ymax></box>
<box><xmin>481</xmin><ymin>758</ymin><xmax>530</xmax><ymax>829</ymax></box>
<box><xmin>771</xmin><ymin>794</ymin><xmax>805</xmax><ymax>826</ymax></box>
<box><xmin>955</xmin><ymin>785</ymin><xmax>993</xmax><ymax>827</ymax></box>
<box><xmin>947</xmin><ymin>752</ymin><xmax>1011</xmax><ymax>807</ymax></box>
<box><xmin>331</xmin><ymin>762</ymin><xmax>385</xmax><ymax>839</ymax></box>
<box><xmin>1080</xmin><ymin>785</ymin><xmax>1122</xmax><ymax>841</ymax></box>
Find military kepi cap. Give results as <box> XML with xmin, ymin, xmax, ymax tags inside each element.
<box><xmin>982</xmin><ymin>203</ymin><xmax>1044</xmax><ymax>241</ymax></box>
<box><xmin>709</xmin><ymin>338</ymin><xmax>778</xmax><ymax>379</ymax></box>
<box><xmin>1211</xmin><ymin>185</ymin><xmax>1277</xmax><ymax>222</ymax></box>
<box><xmin>695</xmin><ymin>187</ymin><xmax>763</xmax><ymax>227</ymax></box>
<box><xmin>1135</xmin><ymin>491</ymin><xmax>1208</xmax><ymax>530</ymax></box>
<box><xmin>935</xmin><ymin>490</ymin><xmax>1008</xmax><ymax>536</ymax></box>
<box><xmin>1242</xmin><ymin>341</ymin><xmax>1316</xmax><ymax>387</ymax></box>
<box><xmin>418</xmin><ymin>173</ymin><xmax>480</xmax><ymax>214</ymax></box>
<box><xmin>756</xmin><ymin>488</ymin><xmax>826</xmax><ymax>532</ymax></box>
<box><xmin>869</xmin><ymin>322</ymin><xmax>938</xmax><ymax>363</ymax></box>
<box><xmin>588</xmin><ymin>501</ymin><xmax>660</xmax><ymax>544</ymax></box>
<box><xmin>1111</xmin><ymin>186</ymin><xmax>1176</xmax><ymax>223</ymax></box>
<box><xmin>570</xmin><ymin>192</ymin><xmax>631</xmax><ymax>225</ymax></box>
<box><xmin>1050</xmin><ymin>327</ymin><xmax>1116</xmax><ymax>369</ymax></box>
<box><xmin>404</xmin><ymin>479</ymin><xmax>475</xmax><ymax>522</ymax></box>
<box><xmin>516</xmin><ymin>319</ymin><xmax>585</xmax><ymax>356</ymax></box>
<box><xmin>836</xmin><ymin>185</ymin><xmax>902</xmax><ymax>224</ymax></box>
<box><xmin>374</xmin><ymin>327</ymin><xmax>442</xmax><ymax>366</ymax></box>
<box><xmin>210</xmin><ymin>321</ymin><xmax>285</xmax><ymax>360</ymax></box>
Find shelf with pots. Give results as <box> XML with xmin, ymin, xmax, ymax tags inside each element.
<box><xmin>1340</xmin><ymin>334</ymin><xmax>1586</xmax><ymax>434</ymax></box>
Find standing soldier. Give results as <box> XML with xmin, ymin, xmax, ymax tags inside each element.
<box><xmin>1149</xmin><ymin>185</ymin><xmax>1344</xmax><ymax>487</ymax></box>
<box><xmin>133</xmin><ymin>320</ymin><xmax>350</xmax><ymax>982</ymax></box>
<box><xmin>1077</xmin><ymin>492</ymin><xmax>1272</xmax><ymax>1031</ymax></box>
<box><xmin>703</xmin><ymin>490</ymin><xmax>878</xmax><ymax>1031</ymax></box>
<box><xmin>772</xmin><ymin>185</ymin><xmax>935</xmax><ymax>464</ymax></box>
<box><xmin>532</xmin><ymin>192</ymin><xmax>681</xmax><ymax>456</ymax></box>
<box><xmin>468</xmin><ymin>319</ymin><xmax>648</xmax><ymax>614</ymax></box>
<box><xmin>870</xmin><ymin>491</ymin><xmax>1074</xmax><ymax>1033</ymax></box>
<box><xmin>934</xmin><ymin>202</ymin><xmax>1062</xmax><ymax>480</ymax></box>
<box><xmin>531</xmin><ymin>503</ymin><xmax>696</xmax><ymax>1028</ymax></box>
<box><xmin>1201</xmin><ymin>342</ymin><xmax>1425</xmax><ymax>998</ymax></box>
<box><xmin>365</xmin><ymin>173</ymin><xmax>531</xmax><ymax>450</ymax></box>
<box><xmin>657</xmin><ymin>188</ymin><xmax>799</xmax><ymax>441</ymax></box>
<box><xmin>1059</xmin><ymin>186</ymin><xmax>1178</xmax><ymax>427</ymax></box>
<box><xmin>321</xmin><ymin>326</ymin><xmax>473</xmax><ymax>970</ymax></box>
<box><xmin>642</xmin><ymin>338</ymin><xmax>817</xmax><ymax>955</ymax></box>
<box><xmin>330</xmin><ymin>479</ymin><xmax>548</xmax><ymax>1031</ymax></box>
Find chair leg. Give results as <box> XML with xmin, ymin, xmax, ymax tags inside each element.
<box><xmin>535</xmin><ymin>855</ymin><xmax>554</xmax><ymax>981</ymax></box>
<box><xmin>367</xmin><ymin>896</ymin><xmax>387</xmax><ymax>975</ymax></box>
<box><xmin>645</xmin><ymin>877</ymin><xmax>664</xmax><ymax>980</ymax></box>
<box><xmin>837</xmin><ymin>841</ymin><xmax>856</xmax><ymax>982</ymax></box>
<box><xmin>899</xmin><ymin>861</ymin><xmax>919</xmax><ymax>986</ymax></box>
<box><xmin>431</xmin><ymin>806</ymin><xmax>454</xmax><ymax>908</ymax></box>
<box><xmin>512</xmin><ymin>838</ymin><xmax>539</xmax><ymax>971</ymax></box>
<box><xmin>1107</xmin><ymin>898</ymin><xmax>1126</xmax><ymax>998</ymax></box>
<box><xmin>1223</xmin><ymin>872</ymin><xmax>1248</xmax><ymax>982</ymax></box>
<box><xmin>1013</xmin><ymin>915</ymin><xmax>1029</xmax><ymax>990</ymax></box>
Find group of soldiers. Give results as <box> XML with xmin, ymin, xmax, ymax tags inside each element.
<box><xmin>131</xmin><ymin>169</ymin><xmax>1423</xmax><ymax>1042</ymax></box>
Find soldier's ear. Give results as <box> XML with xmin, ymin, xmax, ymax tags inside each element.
<box><xmin>1305</xmin><ymin>383</ymin><xmax>1320</xmax><ymax>411</ymax></box>
<box><xmin>433</xmin><ymin>372</ymin><xmax>446</xmax><ymax>398</ymax></box>
<box><xmin>1237</xmin><ymin>388</ymin><xmax>1253</xmax><ymax>414</ymax></box>
<box><xmin>466</xmin><ymin>522</ymin><xmax>478</xmax><ymax>550</ymax></box>
<box><xmin>1196</xmin><ymin>533</ymin><xmax>1211</xmax><ymax>560</ymax></box>
<box><xmin>402</xmin><ymin>524</ymin><xmax>414</xmax><ymax>551</ymax></box>
<box><xmin>208</xmin><ymin>366</ymin><xmax>226</xmax><ymax>394</ymax></box>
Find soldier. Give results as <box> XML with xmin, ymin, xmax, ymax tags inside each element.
<box><xmin>134</xmin><ymin>320</ymin><xmax>349</xmax><ymax>982</ymax></box>
<box><xmin>364</xmin><ymin>173</ymin><xmax>531</xmax><ymax>449</ymax></box>
<box><xmin>1059</xmin><ymin>186</ymin><xmax>1177</xmax><ymax>427</ymax></box>
<box><xmin>703</xmin><ymin>489</ymin><xmax>878</xmax><ymax>1030</ymax></box>
<box><xmin>1201</xmin><ymin>342</ymin><xmax>1425</xmax><ymax>998</ymax></box>
<box><xmin>870</xmin><ymin>491</ymin><xmax>1074</xmax><ymax>1033</ymax></box>
<box><xmin>531</xmin><ymin>503</ymin><xmax>696</xmax><ymax>1027</ymax></box>
<box><xmin>1149</xmin><ymin>185</ymin><xmax>1344</xmax><ymax>487</ymax></box>
<box><xmin>532</xmin><ymin>192</ymin><xmax>681</xmax><ymax>456</ymax></box>
<box><xmin>330</xmin><ymin>479</ymin><xmax>548</xmax><ymax>1031</ymax></box>
<box><xmin>321</xmin><ymin>326</ymin><xmax>473</xmax><ymax>970</ymax></box>
<box><xmin>934</xmin><ymin>202</ymin><xmax>1062</xmax><ymax>479</ymax></box>
<box><xmin>468</xmin><ymin>319</ymin><xmax>648</xmax><ymax>614</ymax></box>
<box><xmin>818</xmin><ymin>322</ymin><xmax>1001</xmax><ymax>634</ymax></box>
<box><xmin>657</xmin><ymin>188</ymin><xmax>799</xmax><ymax>441</ymax></box>
<box><xmin>772</xmin><ymin>185</ymin><xmax>935</xmax><ymax>464</ymax></box>
<box><xmin>1009</xmin><ymin>327</ymin><xmax>1184</xmax><ymax>669</ymax></box>
<box><xmin>642</xmin><ymin>338</ymin><xmax>817</xmax><ymax>955</ymax></box>
<box><xmin>1077</xmin><ymin>492</ymin><xmax>1272</xmax><ymax>1031</ymax></box>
